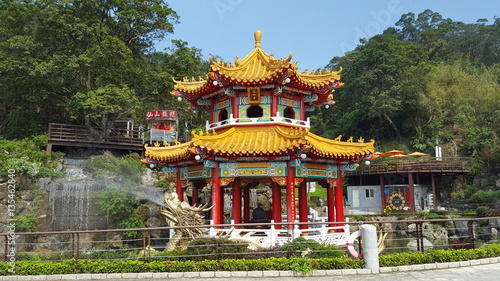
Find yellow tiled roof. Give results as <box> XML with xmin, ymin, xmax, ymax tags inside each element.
<box><xmin>209</xmin><ymin>47</ymin><xmax>293</xmax><ymax>85</ymax></box>
<box><xmin>145</xmin><ymin>125</ymin><xmax>374</xmax><ymax>163</ymax></box>
<box><xmin>144</xmin><ymin>141</ymin><xmax>194</xmax><ymax>162</ymax></box>
<box><xmin>307</xmin><ymin>134</ymin><xmax>375</xmax><ymax>158</ymax></box>
<box><xmin>192</xmin><ymin>126</ymin><xmax>308</xmax><ymax>156</ymax></box>
<box><xmin>171</xmin><ymin>31</ymin><xmax>343</xmax><ymax>98</ymax></box>
<box><xmin>295</xmin><ymin>69</ymin><xmax>343</xmax><ymax>89</ymax></box>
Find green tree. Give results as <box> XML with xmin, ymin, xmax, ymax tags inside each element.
<box><xmin>420</xmin><ymin>62</ymin><xmax>500</xmax><ymax>157</ymax></box>
<box><xmin>68</xmin><ymin>85</ymin><xmax>141</xmax><ymax>128</ymax></box>
<box><xmin>0</xmin><ymin>0</ymin><xmax>179</xmax><ymax>136</ymax></box>
<box><xmin>393</xmin><ymin>10</ymin><xmax>500</xmax><ymax>66</ymax></box>
<box><xmin>319</xmin><ymin>34</ymin><xmax>431</xmax><ymax>142</ymax></box>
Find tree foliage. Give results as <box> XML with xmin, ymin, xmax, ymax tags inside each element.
<box><xmin>317</xmin><ymin>10</ymin><xmax>500</xmax><ymax>165</ymax></box>
<box><xmin>0</xmin><ymin>0</ymin><xmax>207</xmax><ymax>137</ymax></box>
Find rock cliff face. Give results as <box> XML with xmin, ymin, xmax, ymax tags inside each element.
<box><xmin>0</xmin><ymin>178</ymin><xmax>51</xmax><ymax>234</ymax></box>
<box><xmin>0</xmin><ymin>157</ymin><xmax>170</xmax><ymax>252</ymax></box>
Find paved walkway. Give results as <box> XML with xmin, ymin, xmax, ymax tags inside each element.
<box><xmin>2</xmin><ymin>257</ymin><xmax>499</xmax><ymax>280</ymax></box>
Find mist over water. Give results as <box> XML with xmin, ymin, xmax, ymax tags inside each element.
<box><xmin>48</xmin><ymin>158</ymin><xmax>167</xmax><ymax>231</ymax></box>
<box><xmin>131</xmin><ymin>188</ymin><xmax>166</xmax><ymax>207</ymax></box>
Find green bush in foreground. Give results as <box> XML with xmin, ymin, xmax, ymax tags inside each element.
<box><xmin>1</xmin><ymin>244</ymin><xmax>499</xmax><ymax>276</ymax></box>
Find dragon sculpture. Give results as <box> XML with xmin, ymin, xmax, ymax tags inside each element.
<box><xmin>160</xmin><ymin>191</ymin><xmax>214</xmax><ymax>251</ymax></box>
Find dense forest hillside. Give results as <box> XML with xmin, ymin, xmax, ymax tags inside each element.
<box><xmin>0</xmin><ymin>3</ymin><xmax>499</xmax><ymax>169</ymax></box>
<box><xmin>313</xmin><ymin>10</ymin><xmax>499</xmax><ymax>169</ymax></box>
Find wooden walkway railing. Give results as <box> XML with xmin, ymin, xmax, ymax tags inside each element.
<box><xmin>348</xmin><ymin>157</ymin><xmax>474</xmax><ymax>175</ymax></box>
<box><xmin>47</xmin><ymin>123</ymin><xmax>143</xmax><ymax>152</ymax></box>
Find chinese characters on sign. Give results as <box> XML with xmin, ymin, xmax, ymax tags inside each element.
<box><xmin>146</xmin><ymin>110</ymin><xmax>178</xmax><ymax>121</ymax></box>
<box><xmin>247</xmin><ymin>87</ymin><xmax>260</xmax><ymax>103</ymax></box>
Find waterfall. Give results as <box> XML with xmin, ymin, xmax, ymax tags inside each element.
<box><xmin>49</xmin><ymin>159</ymin><xmax>107</xmax><ymax>231</ymax></box>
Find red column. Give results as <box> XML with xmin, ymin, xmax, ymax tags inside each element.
<box><xmin>271</xmin><ymin>95</ymin><xmax>278</xmax><ymax>117</ymax></box>
<box><xmin>335</xmin><ymin>166</ymin><xmax>344</xmax><ymax>223</ymax></box>
<box><xmin>286</xmin><ymin>162</ymin><xmax>297</xmax><ymax>229</ymax></box>
<box><xmin>243</xmin><ymin>184</ymin><xmax>250</xmax><ymax>223</ymax></box>
<box><xmin>326</xmin><ymin>182</ymin><xmax>335</xmax><ymax>227</ymax></box>
<box><xmin>232</xmin><ymin>178</ymin><xmax>242</xmax><ymax>227</ymax></box>
<box><xmin>408</xmin><ymin>172</ymin><xmax>415</xmax><ymax>213</ymax></box>
<box><xmin>220</xmin><ymin>184</ymin><xmax>225</xmax><ymax>224</ymax></box>
<box><xmin>298</xmin><ymin>181</ymin><xmax>308</xmax><ymax>232</ymax></box>
<box><xmin>176</xmin><ymin>168</ymin><xmax>184</xmax><ymax>202</ymax></box>
<box><xmin>232</xmin><ymin>96</ymin><xmax>239</xmax><ymax>118</ymax></box>
<box><xmin>300</xmin><ymin>98</ymin><xmax>305</xmax><ymax>121</ymax></box>
<box><xmin>211</xmin><ymin>163</ymin><xmax>222</xmax><ymax>227</ymax></box>
<box><xmin>192</xmin><ymin>184</ymin><xmax>199</xmax><ymax>206</ymax></box>
<box><xmin>271</xmin><ymin>181</ymin><xmax>282</xmax><ymax>229</ymax></box>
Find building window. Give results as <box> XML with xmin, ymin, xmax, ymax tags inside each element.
<box><xmin>219</xmin><ymin>109</ymin><xmax>228</xmax><ymax>121</ymax></box>
<box><xmin>365</xmin><ymin>189</ymin><xmax>374</xmax><ymax>198</ymax></box>
<box><xmin>283</xmin><ymin>107</ymin><xmax>295</xmax><ymax>119</ymax></box>
<box><xmin>247</xmin><ymin>105</ymin><xmax>263</xmax><ymax>118</ymax></box>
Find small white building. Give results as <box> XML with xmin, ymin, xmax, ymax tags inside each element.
<box><xmin>346</xmin><ymin>184</ymin><xmax>431</xmax><ymax>215</ymax></box>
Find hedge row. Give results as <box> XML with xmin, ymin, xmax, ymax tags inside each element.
<box><xmin>1</xmin><ymin>244</ymin><xmax>499</xmax><ymax>276</ymax></box>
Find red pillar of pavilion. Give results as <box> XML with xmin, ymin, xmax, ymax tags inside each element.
<box><xmin>271</xmin><ymin>181</ymin><xmax>282</xmax><ymax>229</ymax></box>
<box><xmin>243</xmin><ymin>184</ymin><xmax>251</xmax><ymax>223</ymax></box>
<box><xmin>326</xmin><ymin>183</ymin><xmax>336</xmax><ymax>227</ymax></box>
<box><xmin>220</xmin><ymin>184</ymin><xmax>225</xmax><ymax>224</ymax></box>
<box><xmin>192</xmin><ymin>184</ymin><xmax>199</xmax><ymax>206</ymax></box>
<box><xmin>335</xmin><ymin>166</ymin><xmax>345</xmax><ymax>224</ymax></box>
<box><xmin>211</xmin><ymin>163</ymin><xmax>222</xmax><ymax>227</ymax></box>
<box><xmin>232</xmin><ymin>96</ymin><xmax>239</xmax><ymax>118</ymax></box>
<box><xmin>298</xmin><ymin>181</ymin><xmax>308</xmax><ymax>232</ymax></box>
<box><xmin>232</xmin><ymin>178</ymin><xmax>242</xmax><ymax>228</ymax></box>
<box><xmin>176</xmin><ymin>168</ymin><xmax>184</xmax><ymax>202</ymax></box>
<box><xmin>271</xmin><ymin>95</ymin><xmax>278</xmax><ymax>117</ymax></box>
<box><xmin>286</xmin><ymin>162</ymin><xmax>297</xmax><ymax>229</ymax></box>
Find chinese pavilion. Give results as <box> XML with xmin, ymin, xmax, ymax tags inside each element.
<box><xmin>144</xmin><ymin>31</ymin><xmax>375</xmax><ymax>230</ymax></box>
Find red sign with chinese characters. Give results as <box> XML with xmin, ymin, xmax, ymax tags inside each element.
<box><xmin>146</xmin><ymin>110</ymin><xmax>177</xmax><ymax>121</ymax></box>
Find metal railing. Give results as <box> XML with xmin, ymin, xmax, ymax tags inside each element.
<box><xmin>2</xmin><ymin>218</ymin><xmax>499</xmax><ymax>262</ymax></box>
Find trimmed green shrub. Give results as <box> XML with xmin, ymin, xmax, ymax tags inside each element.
<box><xmin>476</xmin><ymin>206</ymin><xmax>490</xmax><ymax>217</ymax></box>
<box><xmin>379</xmin><ymin>251</ymin><xmax>432</xmax><ymax>266</ymax></box>
<box><xmin>471</xmin><ymin>190</ymin><xmax>500</xmax><ymax>203</ymax></box>
<box><xmin>314</xmin><ymin>257</ymin><xmax>364</xmax><ymax>269</ymax></box>
<box><xmin>2</xmin><ymin>244</ymin><xmax>500</xmax><ymax>276</ymax></box>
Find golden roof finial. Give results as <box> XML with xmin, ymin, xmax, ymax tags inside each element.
<box><xmin>254</xmin><ymin>30</ymin><xmax>262</xmax><ymax>48</ymax></box>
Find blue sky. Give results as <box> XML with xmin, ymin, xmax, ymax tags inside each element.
<box><xmin>156</xmin><ymin>0</ymin><xmax>498</xmax><ymax>70</ymax></box>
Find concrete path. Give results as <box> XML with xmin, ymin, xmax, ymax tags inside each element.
<box><xmin>2</xmin><ymin>257</ymin><xmax>499</xmax><ymax>281</ymax></box>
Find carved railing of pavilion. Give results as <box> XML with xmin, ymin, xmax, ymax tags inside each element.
<box><xmin>206</xmin><ymin>113</ymin><xmax>310</xmax><ymax>131</ymax></box>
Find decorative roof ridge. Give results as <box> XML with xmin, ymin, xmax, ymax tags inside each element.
<box><xmin>209</xmin><ymin>48</ymin><xmax>293</xmax><ymax>72</ymax></box>
<box><xmin>144</xmin><ymin>141</ymin><xmax>193</xmax><ymax>152</ymax></box>
<box><xmin>275</xmin><ymin>126</ymin><xmax>309</xmax><ymax>140</ymax></box>
<box><xmin>307</xmin><ymin>132</ymin><xmax>375</xmax><ymax>147</ymax></box>
<box><xmin>192</xmin><ymin>127</ymin><xmax>236</xmax><ymax>141</ymax></box>
<box><xmin>209</xmin><ymin>30</ymin><xmax>294</xmax><ymax>73</ymax></box>
<box><xmin>297</xmin><ymin>67</ymin><xmax>343</xmax><ymax>77</ymax></box>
